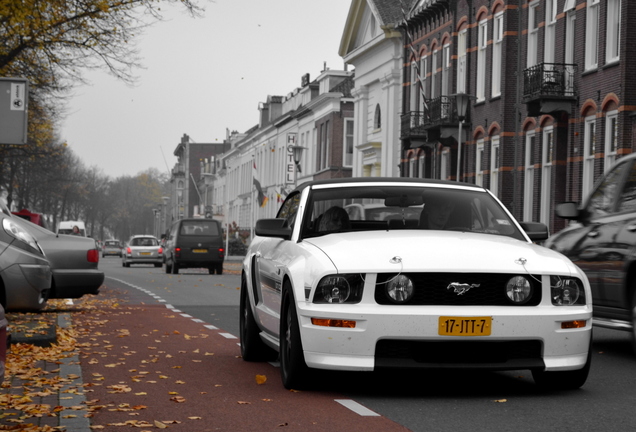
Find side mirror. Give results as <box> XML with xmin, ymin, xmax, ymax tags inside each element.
<box><xmin>555</xmin><ymin>202</ymin><xmax>581</xmax><ymax>220</ymax></box>
<box><xmin>518</xmin><ymin>221</ymin><xmax>549</xmax><ymax>241</ymax></box>
<box><xmin>255</xmin><ymin>218</ymin><xmax>291</xmax><ymax>240</ymax></box>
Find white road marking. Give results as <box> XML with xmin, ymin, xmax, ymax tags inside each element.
<box><xmin>335</xmin><ymin>399</ymin><xmax>380</xmax><ymax>417</ymax></box>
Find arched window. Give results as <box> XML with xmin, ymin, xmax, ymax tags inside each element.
<box><xmin>374</xmin><ymin>104</ymin><xmax>381</xmax><ymax>129</ymax></box>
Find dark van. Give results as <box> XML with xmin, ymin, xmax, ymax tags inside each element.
<box><xmin>164</xmin><ymin>218</ymin><xmax>225</xmax><ymax>275</ymax></box>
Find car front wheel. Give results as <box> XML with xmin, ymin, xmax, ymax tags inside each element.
<box><xmin>239</xmin><ymin>277</ymin><xmax>276</xmax><ymax>362</ymax></box>
<box><xmin>532</xmin><ymin>338</ymin><xmax>592</xmax><ymax>391</ymax></box>
<box><xmin>280</xmin><ymin>281</ymin><xmax>311</xmax><ymax>390</ymax></box>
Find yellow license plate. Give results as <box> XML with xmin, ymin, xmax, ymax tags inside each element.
<box><xmin>139</xmin><ymin>252</ymin><xmax>151</xmax><ymax>256</ymax></box>
<box><xmin>438</xmin><ymin>316</ymin><xmax>492</xmax><ymax>336</ymax></box>
<box><xmin>192</xmin><ymin>249</ymin><xmax>208</xmax><ymax>253</ymax></box>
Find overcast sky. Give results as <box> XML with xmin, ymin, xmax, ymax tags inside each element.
<box><xmin>60</xmin><ymin>0</ymin><xmax>352</xmax><ymax>179</ymax></box>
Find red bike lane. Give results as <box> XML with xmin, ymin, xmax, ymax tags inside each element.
<box><xmin>74</xmin><ymin>286</ymin><xmax>411</xmax><ymax>432</ymax></box>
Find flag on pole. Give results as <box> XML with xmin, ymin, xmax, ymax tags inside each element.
<box><xmin>253</xmin><ymin>163</ymin><xmax>268</xmax><ymax>208</ymax></box>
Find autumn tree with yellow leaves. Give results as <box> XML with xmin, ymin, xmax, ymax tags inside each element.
<box><xmin>0</xmin><ymin>0</ymin><xmax>204</xmax><ymax>237</ymax></box>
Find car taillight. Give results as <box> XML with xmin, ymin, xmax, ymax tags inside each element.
<box><xmin>87</xmin><ymin>249</ymin><xmax>99</xmax><ymax>263</ymax></box>
<box><xmin>218</xmin><ymin>248</ymin><xmax>225</xmax><ymax>258</ymax></box>
<box><xmin>175</xmin><ymin>247</ymin><xmax>181</xmax><ymax>258</ymax></box>
<box><xmin>127</xmin><ymin>247</ymin><xmax>131</xmax><ymax>254</ymax></box>
<box><xmin>158</xmin><ymin>247</ymin><xmax>163</xmax><ymax>255</ymax></box>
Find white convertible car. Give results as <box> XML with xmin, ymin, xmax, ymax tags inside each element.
<box><xmin>240</xmin><ymin>178</ymin><xmax>592</xmax><ymax>390</ymax></box>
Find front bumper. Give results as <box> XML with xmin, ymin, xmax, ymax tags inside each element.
<box><xmin>297</xmin><ymin>303</ymin><xmax>592</xmax><ymax>372</ymax></box>
<box><xmin>2</xmin><ymin>262</ymin><xmax>52</xmax><ymax>311</ymax></box>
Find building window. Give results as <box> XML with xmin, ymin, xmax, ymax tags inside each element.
<box><xmin>476</xmin><ymin>140</ymin><xmax>485</xmax><ymax>186</ymax></box>
<box><xmin>442</xmin><ymin>44</ymin><xmax>450</xmax><ymax>96</ymax></box>
<box><xmin>374</xmin><ymin>104</ymin><xmax>381</xmax><ymax>130</ymax></box>
<box><xmin>606</xmin><ymin>0</ymin><xmax>621</xmax><ymax>63</ymax></box>
<box><xmin>457</xmin><ymin>29</ymin><xmax>467</xmax><ymax>93</ymax></box>
<box><xmin>441</xmin><ymin>148</ymin><xmax>449</xmax><ymax>180</ymax></box>
<box><xmin>527</xmin><ymin>1</ymin><xmax>539</xmax><ymax>67</ymax></box>
<box><xmin>524</xmin><ymin>131</ymin><xmax>536</xmax><ymax>221</ymax></box>
<box><xmin>476</xmin><ymin>20</ymin><xmax>487</xmax><ymax>101</ymax></box>
<box><xmin>544</xmin><ymin>0</ymin><xmax>557</xmax><ymax>64</ymax></box>
<box><xmin>410</xmin><ymin>61</ymin><xmax>418</xmax><ymax>112</ymax></box>
<box><xmin>431</xmin><ymin>48</ymin><xmax>438</xmax><ymax>98</ymax></box>
<box><xmin>492</xmin><ymin>12</ymin><xmax>503</xmax><ymax>97</ymax></box>
<box><xmin>409</xmin><ymin>155</ymin><xmax>416</xmax><ymax>178</ymax></box>
<box><xmin>418</xmin><ymin>152</ymin><xmax>426</xmax><ymax>178</ymax></box>
<box><xmin>565</xmin><ymin>8</ymin><xmax>576</xmax><ymax>93</ymax></box>
<box><xmin>490</xmin><ymin>136</ymin><xmax>500</xmax><ymax>197</ymax></box>
<box><xmin>343</xmin><ymin>118</ymin><xmax>354</xmax><ymax>167</ymax></box>
<box><xmin>540</xmin><ymin>127</ymin><xmax>554</xmax><ymax>225</ymax></box>
<box><xmin>420</xmin><ymin>56</ymin><xmax>428</xmax><ymax>111</ymax></box>
<box><xmin>605</xmin><ymin>111</ymin><xmax>618</xmax><ymax>172</ymax></box>
<box><xmin>583</xmin><ymin>115</ymin><xmax>596</xmax><ymax>198</ymax></box>
<box><xmin>317</xmin><ymin>121</ymin><xmax>330</xmax><ymax>171</ymax></box>
<box><xmin>585</xmin><ymin>0</ymin><xmax>600</xmax><ymax>71</ymax></box>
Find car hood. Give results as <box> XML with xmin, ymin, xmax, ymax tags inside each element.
<box><xmin>303</xmin><ymin>230</ymin><xmax>578</xmax><ymax>276</ymax></box>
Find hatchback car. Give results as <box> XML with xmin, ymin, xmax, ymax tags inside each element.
<box><xmin>122</xmin><ymin>235</ymin><xmax>162</xmax><ymax>267</ymax></box>
<box><xmin>240</xmin><ymin>178</ymin><xmax>592</xmax><ymax>390</ymax></box>
<box><xmin>546</xmin><ymin>153</ymin><xmax>636</xmax><ymax>352</ymax></box>
<box><xmin>163</xmin><ymin>219</ymin><xmax>225</xmax><ymax>274</ymax></box>
<box><xmin>102</xmin><ymin>240</ymin><xmax>123</xmax><ymax>257</ymax></box>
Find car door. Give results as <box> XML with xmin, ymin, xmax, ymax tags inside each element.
<box><xmin>254</xmin><ymin>192</ymin><xmax>301</xmax><ymax>337</ymax></box>
<box><xmin>567</xmin><ymin>159</ymin><xmax>634</xmax><ymax>309</ymax></box>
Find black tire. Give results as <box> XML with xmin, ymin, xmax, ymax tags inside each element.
<box><xmin>239</xmin><ymin>277</ymin><xmax>277</xmax><ymax>362</ymax></box>
<box><xmin>208</xmin><ymin>267</ymin><xmax>214</xmax><ymax>275</ymax></box>
<box><xmin>154</xmin><ymin>263</ymin><xmax>162</xmax><ymax>268</ymax></box>
<box><xmin>216</xmin><ymin>264</ymin><xmax>223</xmax><ymax>275</ymax></box>
<box><xmin>125</xmin><ymin>262</ymin><xmax>130</xmax><ymax>268</ymax></box>
<box><xmin>172</xmin><ymin>262</ymin><xmax>179</xmax><ymax>274</ymax></box>
<box><xmin>165</xmin><ymin>261</ymin><xmax>172</xmax><ymax>274</ymax></box>
<box><xmin>121</xmin><ymin>260</ymin><xmax>125</xmax><ymax>267</ymax></box>
<box><xmin>532</xmin><ymin>337</ymin><xmax>592</xmax><ymax>391</ymax></box>
<box><xmin>280</xmin><ymin>281</ymin><xmax>311</xmax><ymax>390</ymax></box>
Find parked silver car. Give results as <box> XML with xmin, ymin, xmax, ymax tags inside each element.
<box><xmin>123</xmin><ymin>235</ymin><xmax>163</xmax><ymax>267</ymax></box>
<box><xmin>16</xmin><ymin>219</ymin><xmax>104</xmax><ymax>299</ymax></box>
<box><xmin>0</xmin><ymin>205</ymin><xmax>51</xmax><ymax>311</ymax></box>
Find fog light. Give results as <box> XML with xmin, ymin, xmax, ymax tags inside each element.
<box><xmin>386</xmin><ymin>275</ymin><xmax>414</xmax><ymax>304</ymax></box>
<box><xmin>505</xmin><ymin>276</ymin><xmax>532</xmax><ymax>304</ymax></box>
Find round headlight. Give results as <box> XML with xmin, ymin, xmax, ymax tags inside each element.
<box><xmin>552</xmin><ymin>278</ymin><xmax>581</xmax><ymax>305</ymax></box>
<box><xmin>386</xmin><ymin>274</ymin><xmax>414</xmax><ymax>304</ymax></box>
<box><xmin>318</xmin><ymin>276</ymin><xmax>351</xmax><ymax>303</ymax></box>
<box><xmin>506</xmin><ymin>276</ymin><xmax>532</xmax><ymax>304</ymax></box>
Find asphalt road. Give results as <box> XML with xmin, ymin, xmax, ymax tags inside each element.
<box><xmin>99</xmin><ymin>257</ymin><xmax>636</xmax><ymax>432</ymax></box>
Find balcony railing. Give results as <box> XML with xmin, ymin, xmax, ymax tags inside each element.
<box><xmin>401</xmin><ymin>95</ymin><xmax>462</xmax><ymax>139</ymax></box>
<box><xmin>523</xmin><ymin>63</ymin><xmax>577</xmax><ymax>102</ymax></box>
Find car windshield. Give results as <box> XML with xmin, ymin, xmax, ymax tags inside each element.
<box><xmin>179</xmin><ymin>221</ymin><xmax>219</xmax><ymax>236</ymax></box>
<box><xmin>301</xmin><ymin>184</ymin><xmax>525</xmax><ymax>241</ymax></box>
<box><xmin>131</xmin><ymin>237</ymin><xmax>158</xmax><ymax>246</ymax></box>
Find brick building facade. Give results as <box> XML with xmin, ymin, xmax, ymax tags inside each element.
<box><xmin>399</xmin><ymin>0</ymin><xmax>632</xmax><ymax>234</ymax></box>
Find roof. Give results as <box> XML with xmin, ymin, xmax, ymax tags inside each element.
<box><xmin>370</xmin><ymin>0</ymin><xmax>416</xmax><ymax>25</ymax></box>
<box><xmin>329</xmin><ymin>72</ymin><xmax>355</xmax><ymax>97</ymax></box>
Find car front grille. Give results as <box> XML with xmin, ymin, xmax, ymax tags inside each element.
<box><xmin>374</xmin><ymin>273</ymin><xmax>542</xmax><ymax>306</ymax></box>
<box><xmin>375</xmin><ymin>339</ymin><xmax>544</xmax><ymax>369</ymax></box>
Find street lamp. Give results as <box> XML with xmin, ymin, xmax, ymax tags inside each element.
<box><xmin>453</xmin><ymin>92</ymin><xmax>472</xmax><ymax>182</ymax></box>
<box><xmin>290</xmin><ymin>145</ymin><xmax>306</xmax><ymax>186</ymax></box>
<box><xmin>152</xmin><ymin>209</ymin><xmax>159</xmax><ymax>237</ymax></box>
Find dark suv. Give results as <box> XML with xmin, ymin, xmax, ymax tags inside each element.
<box><xmin>546</xmin><ymin>153</ymin><xmax>636</xmax><ymax>351</ymax></box>
<box><xmin>163</xmin><ymin>218</ymin><xmax>225</xmax><ymax>275</ymax></box>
